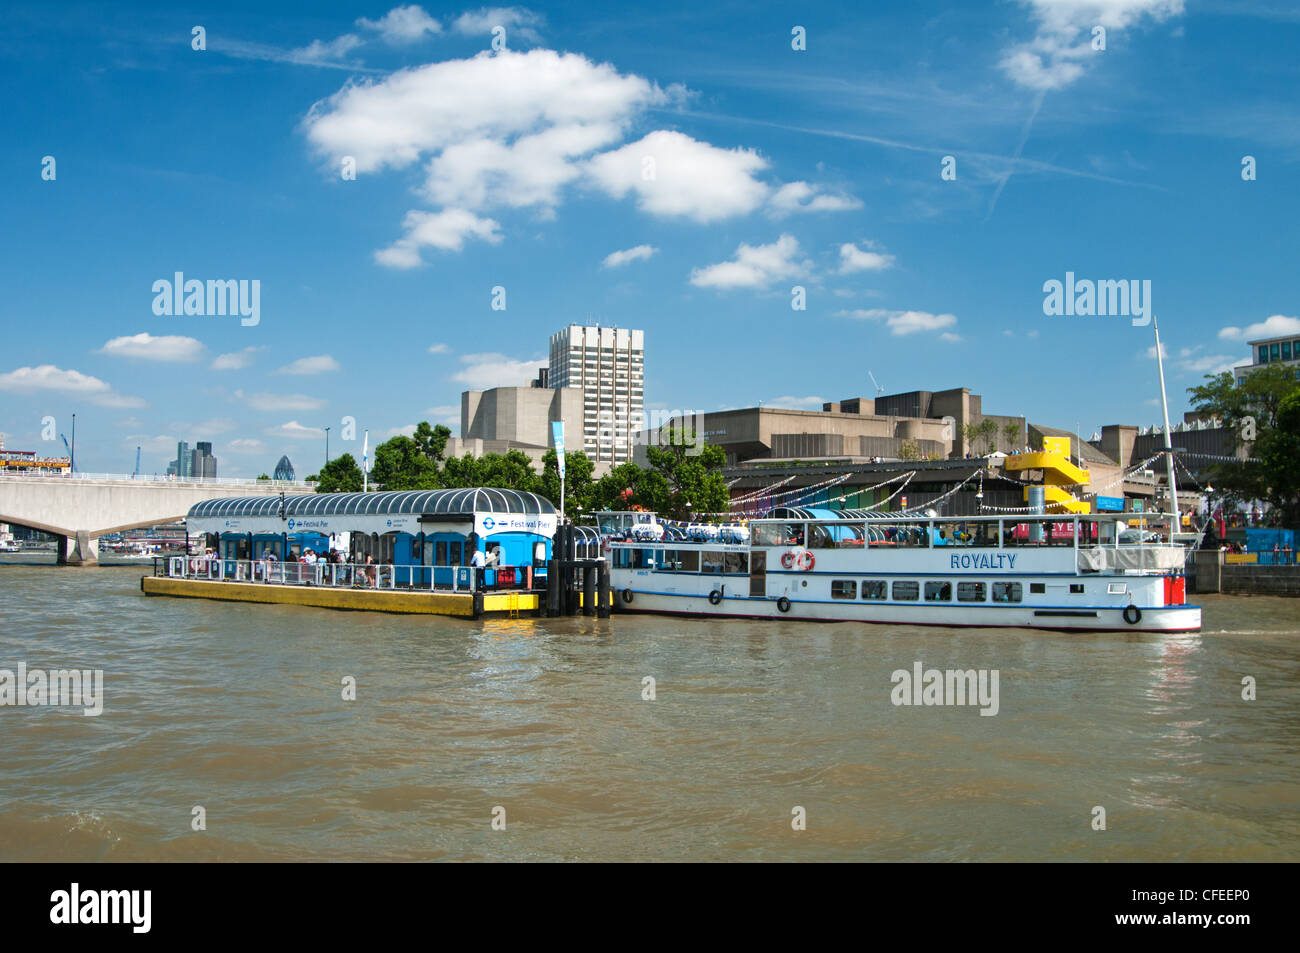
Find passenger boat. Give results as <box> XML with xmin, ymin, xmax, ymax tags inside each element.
<box><xmin>602</xmin><ymin>508</ymin><xmax>1200</xmax><ymax>632</ymax></box>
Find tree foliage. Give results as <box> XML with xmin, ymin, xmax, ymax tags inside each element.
<box><xmin>315</xmin><ymin>453</ymin><xmax>363</xmax><ymax>493</ymax></box>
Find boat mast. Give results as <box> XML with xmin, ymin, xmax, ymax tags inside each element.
<box><xmin>1153</xmin><ymin>314</ymin><xmax>1180</xmax><ymax>539</ymax></box>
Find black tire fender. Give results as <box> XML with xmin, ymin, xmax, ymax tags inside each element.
<box><xmin>622</xmin><ymin>588</ymin><xmax>634</xmax><ymax>604</ymax></box>
<box><xmin>1123</xmin><ymin>604</ymin><xmax>1141</xmax><ymax>625</ymax></box>
<box><xmin>777</xmin><ymin>596</ymin><xmax>791</xmax><ymax>613</ymax></box>
<box><xmin>708</xmin><ymin>589</ymin><xmax>722</xmax><ymax>605</ymax></box>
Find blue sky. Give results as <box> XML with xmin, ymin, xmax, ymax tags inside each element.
<box><xmin>2</xmin><ymin>0</ymin><xmax>1298</xmax><ymax>476</ymax></box>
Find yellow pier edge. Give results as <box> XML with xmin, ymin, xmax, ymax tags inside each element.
<box><xmin>141</xmin><ymin>575</ymin><xmax>544</xmax><ymax>618</ymax></box>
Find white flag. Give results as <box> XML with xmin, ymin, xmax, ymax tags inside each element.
<box><xmin>362</xmin><ymin>430</ymin><xmax>370</xmax><ymax>472</ymax></box>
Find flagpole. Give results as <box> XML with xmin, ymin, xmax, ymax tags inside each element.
<box><xmin>1153</xmin><ymin>315</ymin><xmax>1179</xmax><ymax>540</ymax></box>
<box><xmin>362</xmin><ymin>429</ymin><xmax>369</xmax><ymax>493</ymax></box>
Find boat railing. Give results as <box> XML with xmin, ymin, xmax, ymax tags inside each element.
<box><xmin>151</xmin><ymin>556</ymin><xmax>542</xmax><ymax>592</ymax></box>
<box><xmin>1076</xmin><ymin>545</ymin><xmax>1188</xmax><ymax>574</ymax></box>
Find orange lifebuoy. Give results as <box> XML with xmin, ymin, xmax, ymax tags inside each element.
<box><xmin>798</xmin><ymin>551</ymin><xmax>815</xmax><ymax>571</ymax></box>
<box><xmin>781</xmin><ymin>551</ymin><xmax>795</xmax><ymax>569</ymax></box>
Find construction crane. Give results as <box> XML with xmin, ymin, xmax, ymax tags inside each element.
<box><xmin>867</xmin><ymin>370</ymin><xmax>885</xmax><ymax>395</ymax></box>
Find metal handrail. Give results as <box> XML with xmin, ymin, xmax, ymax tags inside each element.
<box><xmin>154</xmin><ymin>556</ymin><xmax>534</xmax><ymax>592</ymax></box>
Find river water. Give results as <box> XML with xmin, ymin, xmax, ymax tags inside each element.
<box><xmin>1</xmin><ymin>556</ymin><xmax>1297</xmax><ymax>862</ymax></box>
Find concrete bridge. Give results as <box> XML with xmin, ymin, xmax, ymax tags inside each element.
<box><xmin>0</xmin><ymin>474</ymin><xmax>306</xmax><ymax>565</ymax></box>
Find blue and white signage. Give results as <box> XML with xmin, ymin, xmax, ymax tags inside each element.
<box><xmin>552</xmin><ymin>421</ymin><xmax>565</xmax><ymax>480</ymax></box>
<box><xmin>1096</xmin><ymin>496</ymin><xmax>1124</xmax><ymax>512</ymax></box>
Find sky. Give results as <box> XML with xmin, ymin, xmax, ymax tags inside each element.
<box><xmin>2</xmin><ymin>0</ymin><xmax>1298</xmax><ymax>477</ymax></box>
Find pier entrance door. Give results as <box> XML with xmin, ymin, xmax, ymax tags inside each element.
<box><xmin>749</xmin><ymin>551</ymin><xmax>766</xmax><ymax>597</ymax></box>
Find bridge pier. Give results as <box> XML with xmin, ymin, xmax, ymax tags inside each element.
<box><xmin>58</xmin><ymin>531</ymin><xmax>99</xmax><ymax>566</ymax></box>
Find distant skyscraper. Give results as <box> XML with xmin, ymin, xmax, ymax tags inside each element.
<box><xmin>548</xmin><ymin>325</ymin><xmax>644</xmax><ymax>465</ymax></box>
<box><xmin>189</xmin><ymin>441</ymin><xmax>217</xmax><ymax>478</ymax></box>
<box><xmin>273</xmin><ymin>455</ymin><xmax>296</xmax><ymax>481</ymax></box>
<box><xmin>175</xmin><ymin>441</ymin><xmax>192</xmax><ymax>478</ymax></box>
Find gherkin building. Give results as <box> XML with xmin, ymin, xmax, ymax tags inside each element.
<box><xmin>272</xmin><ymin>455</ymin><xmax>295</xmax><ymax>481</ymax></box>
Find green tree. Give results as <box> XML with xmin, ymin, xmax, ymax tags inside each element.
<box><xmin>644</xmin><ymin>429</ymin><xmax>730</xmax><ymax>520</ymax></box>
<box><xmin>256</xmin><ymin>473</ymin><xmax>271</xmax><ymax>481</ymax></box>
<box><xmin>370</xmin><ymin>435</ymin><xmax>438</xmax><ymax>490</ymax></box>
<box><xmin>1188</xmin><ymin>365</ymin><xmax>1300</xmax><ymax>522</ymax></box>
<box><xmin>899</xmin><ymin>440</ymin><xmax>921</xmax><ymax>461</ymax></box>
<box><xmin>1003</xmin><ymin>421</ymin><xmax>1022</xmax><ymax>452</ymax></box>
<box><xmin>413</xmin><ymin>422</ymin><xmax>450</xmax><ymax>463</ymax></box>
<box><xmin>315</xmin><ymin>453</ymin><xmax>364</xmax><ymax>493</ymax></box>
<box><xmin>979</xmin><ymin>418</ymin><xmax>999</xmax><ymax>454</ymax></box>
<box><xmin>539</xmin><ymin>448</ymin><xmax>596</xmax><ymax>514</ymax></box>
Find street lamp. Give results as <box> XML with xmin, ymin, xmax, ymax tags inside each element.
<box><xmin>324</xmin><ymin>426</ymin><xmax>331</xmax><ymax>469</ymax></box>
<box><xmin>70</xmin><ymin>413</ymin><xmax>76</xmax><ymax>474</ymax></box>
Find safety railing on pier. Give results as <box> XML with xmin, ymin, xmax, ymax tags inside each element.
<box><xmin>153</xmin><ymin>556</ymin><xmax>543</xmax><ymax>593</ymax></box>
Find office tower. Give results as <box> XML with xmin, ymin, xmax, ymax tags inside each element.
<box><xmin>548</xmin><ymin>325</ymin><xmax>644</xmax><ymax>465</ymax></box>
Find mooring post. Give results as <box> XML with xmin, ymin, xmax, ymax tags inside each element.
<box><xmin>546</xmin><ymin>555</ymin><xmax>559</xmax><ymax>616</ymax></box>
<box><xmin>582</xmin><ymin>563</ymin><xmax>595</xmax><ymax>616</ymax></box>
<box><xmin>597</xmin><ymin>559</ymin><xmax>611</xmax><ymax>618</ymax></box>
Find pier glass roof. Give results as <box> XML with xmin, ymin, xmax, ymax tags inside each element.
<box><xmin>187</xmin><ymin>488</ymin><xmax>558</xmax><ymax>538</ymax></box>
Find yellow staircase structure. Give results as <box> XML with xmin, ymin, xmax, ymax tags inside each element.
<box><xmin>1003</xmin><ymin>436</ymin><xmax>1092</xmax><ymax>514</ymax></box>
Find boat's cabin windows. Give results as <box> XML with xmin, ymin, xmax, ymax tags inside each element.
<box><xmin>924</xmin><ymin>581</ymin><xmax>952</xmax><ymax>602</ymax></box>
<box><xmin>701</xmin><ymin>551</ymin><xmax>724</xmax><ymax>573</ymax></box>
<box><xmin>677</xmin><ymin>549</ymin><xmax>700</xmax><ymax>572</ymax></box>
<box><xmin>809</xmin><ymin>522</ymin><xmax>865</xmax><ymax>548</ymax></box>
<box><xmin>992</xmin><ymin>581</ymin><xmax>1023</xmax><ymax>603</ymax></box>
<box><xmin>957</xmin><ymin>581</ymin><xmax>987</xmax><ymax>602</ymax></box>
<box><xmin>1003</xmin><ymin>520</ymin><xmax>1072</xmax><ymax>547</ymax></box>
<box><xmin>723</xmin><ymin>551</ymin><xmax>748</xmax><ymax>575</ymax></box>
<box><xmin>753</xmin><ymin>522</ymin><xmax>803</xmax><ymax>547</ymax></box>
<box><xmin>861</xmin><ymin>580</ymin><xmax>887</xmax><ymax>600</ymax></box>
<box><xmin>933</xmin><ymin>520</ymin><xmax>997</xmax><ymax>547</ymax></box>
<box><xmin>892</xmin><ymin>580</ymin><xmax>920</xmax><ymax>601</ymax></box>
<box><xmin>867</xmin><ymin>523</ymin><xmax>929</xmax><ymax>548</ymax></box>
<box><xmin>830</xmin><ymin>580</ymin><xmax>857</xmax><ymax>599</ymax></box>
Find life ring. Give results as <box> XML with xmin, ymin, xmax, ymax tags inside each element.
<box><xmin>622</xmin><ymin>588</ymin><xmax>634</xmax><ymax>603</ymax></box>
<box><xmin>781</xmin><ymin>551</ymin><xmax>795</xmax><ymax>569</ymax></box>
<box><xmin>1123</xmin><ymin>604</ymin><xmax>1142</xmax><ymax>625</ymax></box>
<box><xmin>708</xmin><ymin>589</ymin><xmax>722</xmax><ymax>605</ymax></box>
<box><xmin>602</xmin><ymin>537</ymin><xmax>612</xmax><ymax>553</ymax></box>
<box><xmin>189</xmin><ymin>558</ymin><xmax>199</xmax><ymax>572</ymax></box>
<box><xmin>777</xmin><ymin>596</ymin><xmax>791</xmax><ymax>613</ymax></box>
<box><xmin>797</xmin><ymin>551</ymin><xmax>815</xmax><ymax>571</ymax></box>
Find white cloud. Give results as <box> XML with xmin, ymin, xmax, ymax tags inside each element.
<box><xmin>1178</xmin><ymin>354</ymin><xmax>1238</xmax><ymax>375</ymax></box>
<box><xmin>450</xmin><ymin>352</ymin><xmax>545</xmax><ymax>389</ymax></box>
<box><xmin>357</xmin><ymin>5</ymin><xmax>442</xmax><ymax>43</ymax></box>
<box><xmin>290</xmin><ymin>34</ymin><xmax>364</xmax><ymax>66</ymax></box>
<box><xmin>211</xmin><ymin>346</ymin><xmax>265</xmax><ymax>371</ymax></box>
<box><xmin>274</xmin><ymin>354</ymin><xmax>341</xmax><ymax>375</ymax></box>
<box><xmin>0</xmin><ymin>364</ymin><xmax>145</xmax><ymax>407</ymax></box>
<box><xmin>100</xmin><ymin>332</ymin><xmax>203</xmax><ymax>362</ymax></box>
<box><xmin>375</xmin><ymin>209</ymin><xmax>502</xmax><ymax>267</ymax></box>
<box><xmin>838</xmin><ymin>241</ymin><xmax>895</xmax><ymax>274</ymax></box>
<box><xmin>384</xmin><ymin>423</ymin><xmax>419</xmax><ymax>438</ymax></box>
<box><xmin>1218</xmin><ymin>314</ymin><xmax>1300</xmax><ymax>341</ymax></box>
<box><xmin>1146</xmin><ymin>341</ymin><xmax>1169</xmax><ymax>359</ymax></box>
<box><xmin>1001</xmin><ymin>0</ymin><xmax>1185</xmax><ymax>90</ymax></box>
<box><xmin>689</xmin><ymin>234</ymin><xmax>809</xmax><ymax>290</ymax></box>
<box><xmin>838</xmin><ymin>308</ymin><xmax>958</xmax><ymax>336</ymax></box>
<box><xmin>428</xmin><ymin>343</ymin><xmax>451</xmax><ymax>354</ymax></box>
<box><xmin>769</xmin><ymin>181</ymin><xmax>862</xmax><ymax>217</ymax></box>
<box><xmin>601</xmin><ymin>244</ymin><xmax>658</xmax><ymax>269</ymax></box>
<box><xmin>243</xmin><ymin>392</ymin><xmax>327</xmax><ymax>412</ymax></box>
<box><xmin>940</xmin><ymin>332</ymin><xmax>964</xmax><ymax>342</ymax></box>
<box><xmin>424</xmin><ymin>404</ymin><xmax>460</xmax><ymax>426</ymax></box>
<box><xmin>452</xmin><ymin>7</ymin><xmax>543</xmax><ymax>42</ymax></box>
<box><xmin>266</xmin><ymin>421</ymin><xmax>326</xmax><ymax>440</ymax></box>
<box><xmin>586</xmin><ymin>130</ymin><xmax>769</xmax><ymax>223</ymax></box>
<box><xmin>227</xmin><ymin>438</ymin><xmax>266</xmax><ymax>454</ymax></box>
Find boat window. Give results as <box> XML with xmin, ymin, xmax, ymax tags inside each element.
<box><xmin>924</xmin><ymin>581</ymin><xmax>952</xmax><ymax>601</ymax></box>
<box><xmin>867</xmin><ymin>524</ymin><xmax>929</xmax><ymax>548</ymax></box>
<box><xmin>613</xmin><ymin>549</ymin><xmax>631</xmax><ymax>569</ymax></box>
<box><xmin>943</xmin><ymin>521</ymin><xmax>997</xmax><ymax>547</ymax></box>
<box><xmin>723</xmin><ymin>551</ymin><xmax>749</xmax><ymax>575</ymax></box>
<box><xmin>992</xmin><ymin>582</ymin><xmax>1023</xmax><ymax>603</ymax></box>
<box><xmin>631</xmin><ymin>549</ymin><xmax>652</xmax><ymax>569</ymax></box>
<box><xmin>892</xmin><ymin>580</ymin><xmax>919</xmax><ymax>601</ymax></box>
<box><xmin>831</xmin><ymin>580</ymin><xmax>857</xmax><ymax>599</ymax></box>
<box><xmin>861</xmin><ymin>580</ymin><xmax>887</xmax><ymax>600</ymax></box>
<box><xmin>836</xmin><ymin>523</ymin><xmax>866</xmax><ymax>547</ymax></box>
<box><xmin>752</xmin><ymin>522</ymin><xmax>796</xmax><ymax>547</ymax></box>
<box><xmin>701</xmin><ymin>551</ymin><xmax>724</xmax><ymax>573</ymax></box>
<box><xmin>957</xmin><ymin>581</ymin><xmax>987</xmax><ymax>602</ymax></box>
<box><xmin>677</xmin><ymin>549</ymin><xmax>700</xmax><ymax>572</ymax></box>
<box><xmin>1070</xmin><ymin>583</ymin><xmax>1085</xmax><ymax>593</ymax></box>
<box><xmin>1030</xmin><ymin>583</ymin><xmax>1046</xmax><ymax>594</ymax></box>
<box><xmin>656</xmin><ymin>549</ymin><xmax>677</xmax><ymax>571</ymax></box>
<box><xmin>808</xmin><ymin>524</ymin><xmax>837</xmax><ymax>549</ymax></box>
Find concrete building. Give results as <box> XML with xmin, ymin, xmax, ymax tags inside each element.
<box><xmin>548</xmin><ymin>325</ymin><xmax>644</xmax><ymax>466</ymax></box>
<box><xmin>635</xmin><ymin>388</ymin><xmax>1026</xmax><ymax>467</ymax></box>
<box><xmin>1235</xmin><ymin>331</ymin><xmax>1300</xmax><ymax>384</ymax></box>
<box><xmin>446</xmin><ymin>384</ymin><xmax>585</xmax><ymax>471</ymax></box>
